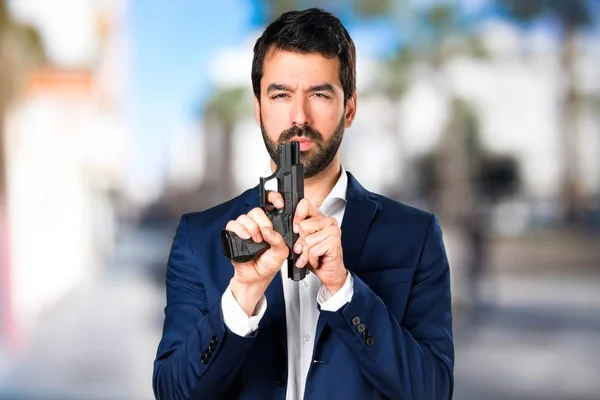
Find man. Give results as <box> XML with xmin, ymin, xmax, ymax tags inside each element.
<box><xmin>153</xmin><ymin>8</ymin><xmax>453</xmax><ymax>400</ymax></box>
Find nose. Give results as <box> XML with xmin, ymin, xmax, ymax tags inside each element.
<box><xmin>289</xmin><ymin>95</ymin><xmax>310</xmax><ymax>127</ymax></box>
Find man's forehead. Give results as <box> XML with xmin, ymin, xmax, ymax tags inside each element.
<box><xmin>262</xmin><ymin>48</ymin><xmax>342</xmax><ymax>85</ymax></box>
<box><xmin>264</xmin><ymin>46</ymin><xmax>339</xmax><ymax>62</ymax></box>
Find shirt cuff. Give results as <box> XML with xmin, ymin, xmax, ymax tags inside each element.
<box><xmin>221</xmin><ymin>284</ymin><xmax>267</xmax><ymax>337</ymax></box>
<box><xmin>317</xmin><ymin>271</ymin><xmax>354</xmax><ymax>312</ymax></box>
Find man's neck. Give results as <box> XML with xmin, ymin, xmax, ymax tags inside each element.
<box><xmin>269</xmin><ymin>156</ymin><xmax>342</xmax><ymax>210</ymax></box>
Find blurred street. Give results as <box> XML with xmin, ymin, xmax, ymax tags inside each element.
<box><xmin>453</xmin><ymin>273</ymin><xmax>600</xmax><ymax>400</ymax></box>
<box><xmin>0</xmin><ymin>222</ymin><xmax>170</xmax><ymax>400</ymax></box>
<box><xmin>0</xmin><ymin>222</ymin><xmax>599</xmax><ymax>400</ymax></box>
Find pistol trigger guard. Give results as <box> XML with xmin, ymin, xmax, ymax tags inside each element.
<box><xmin>262</xmin><ymin>189</ymin><xmax>277</xmax><ymax>204</ymax></box>
<box><xmin>263</xmin><ymin>190</ymin><xmax>287</xmax><ymax>216</ymax></box>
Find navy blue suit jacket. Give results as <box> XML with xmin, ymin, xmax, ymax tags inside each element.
<box><xmin>153</xmin><ymin>171</ymin><xmax>454</xmax><ymax>399</ymax></box>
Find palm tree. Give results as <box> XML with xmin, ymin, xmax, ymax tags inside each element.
<box><xmin>0</xmin><ymin>0</ymin><xmax>46</xmax><ymax>193</ymax></box>
<box><xmin>411</xmin><ymin>3</ymin><xmax>488</xmax><ymax>221</ymax></box>
<box><xmin>497</xmin><ymin>0</ymin><xmax>595</xmax><ymax>222</ymax></box>
<box><xmin>197</xmin><ymin>86</ymin><xmax>253</xmax><ymax>208</ymax></box>
<box><xmin>0</xmin><ymin>0</ymin><xmax>46</xmax><ymax>344</ymax></box>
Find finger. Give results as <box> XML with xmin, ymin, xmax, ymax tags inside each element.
<box><xmin>293</xmin><ymin>198</ymin><xmax>321</xmax><ymax>227</ymax></box>
<box><xmin>296</xmin><ymin>225</ymin><xmax>340</xmax><ymax>269</ymax></box>
<box><xmin>293</xmin><ymin>238</ymin><xmax>311</xmax><ymax>269</ymax></box>
<box><xmin>308</xmin><ymin>239</ymin><xmax>331</xmax><ymax>270</ymax></box>
<box><xmin>260</xmin><ymin>225</ymin><xmax>289</xmax><ymax>261</ymax></box>
<box><xmin>297</xmin><ymin>216</ymin><xmax>337</xmax><ymax>238</ymax></box>
<box><xmin>292</xmin><ymin>238</ymin><xmax>303</xmax><ymax>255</ymax></box>
<box><xmin>303</xmin><ymin>225</ymin><xmax>340</xmax><ymax>249</ymax></box>
<box><xmin>225</xmin><ymin>220</ymin><xmax>252</xmax><ymax>240</ymax></box>
<box><xmin>295</xmin><ymin>248</ymin><xmax>316</xmax><ymax>270</ymax></box>
<box><xmin>295</xmin><ymin>252</ymin><xmax>308</xmax><ymax>269</ymax></box>
<box><xmin>247</xmin><ymin>206</ymin><xmax>274</xmax><ymax>230</ymax></box>
<box><xmin>266</xmin><ymin>191</ymin><xmax>285</xmax><ymax>209</ymax></box>
<box><xmin>236</xmin><ymin>214</ymin><xmax>262</xmax><ymax>243</ymax></box>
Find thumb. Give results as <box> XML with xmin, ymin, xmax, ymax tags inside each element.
<box><xmin>260</xmin><ymin>226</ymin><xmax>289</xmax><ymax>261</ymax></box>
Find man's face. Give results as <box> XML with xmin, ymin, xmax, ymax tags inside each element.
<box><xmin>254</xmin><ymin>48</ymin><xmax>356</xmax><ymax>178</ymax></box>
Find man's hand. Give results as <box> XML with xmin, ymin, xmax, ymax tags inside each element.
<box><xmin>292</xmin><ymin>199</ymin><xmax>347</xmax><ymax>295</ymax></box>
<box><xmin>225</xmin><ymin>192</ymin><xmax>289</xmax><ymax>316</ymax></box>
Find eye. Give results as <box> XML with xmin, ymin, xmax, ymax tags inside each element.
<box><xmin>312</xmin><ymin>93</ymin><xmax>330</xmax><ymax>99</ymax></box>
<box><xmin>271</xmin><ymin>93</ymin><xmax>288</xmax><ymax>100</ymax></box>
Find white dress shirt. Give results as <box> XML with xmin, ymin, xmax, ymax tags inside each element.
<box><xmin>221</xmin><ymin>163</ymin><xmax>354</xmax><ymax>399</ymax></box>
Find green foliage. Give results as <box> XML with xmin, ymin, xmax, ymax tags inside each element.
<box><xmin>498</xmin><ymin>0</ymin><xmax>545</xmax><ymax>23</ymax></box>
<box><xmin>262</xmin><ymin>0</ymin><xmax>394</xmax><ymax>22</ymax></box>
<box><xmin>205</xmin><ymin>87</ymin><xmax>252</xmax><ymax>128</ymax></box>
<box><xmin>375</xmin><ymin>46</ymin><xmax>415</xmax><ymax>100</ymax></box>
<box><xmin>424</xmin><ymin>3</ymin><xmax>460</xmax><ymax>40</ymax></box>
<box><xmin>497</xmin><ymin>0</ymin><xmax>594</xmax><ymax>30</ymax></box>
<box><xmin>1</xmin><ymin>0</ymin><xmax>47</xmax><ymax>103</ymax></box>
<box><xmin>352</xmin><ymin>0</ymin><xmax>392</xmax><ymax>18</ymax></box>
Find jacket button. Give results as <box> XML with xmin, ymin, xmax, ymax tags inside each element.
<box><xmin>351</xmin><ymin>316</ymin><xmax>361</xmax><ymax>326</ymax></box>
<box><xmin>209</xmin><ymin>342</ymin><xmax>217</xmax><ymax>351</ymax></box>
<box><xmin>210</xmin><ymin>336</ymin><xmax>218</xmax><ymax>345</ymax></box>
<box><xmin>362</xmin><ymin>330</ymin><xmax>371</xmax><ymax>339</ymax></box>
<box><xmin>356</xmin><ymin>323</ymin><xmax>366</xmax><ymax>333</ymax></box>
<box><xmin>276</xmin><ymin>376</ymin><xmax>286</xmax><ymax>387</ymax></box>
<box><xmin>366</xmin><ymin>337</ymin><xmax>375</xmax><ymax>346</ymax></box>
<box><xmin>205</xmin><ymin>349</ymin><xmax>212</xmax><ymax>358</ymax></box>
<box><xmin>201</xmin><ymin>354</ymin><xmax>208</xmax><ymax>364</ymax></box>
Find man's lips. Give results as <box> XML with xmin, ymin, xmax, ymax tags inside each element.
<box><xmin>284</xmin><ymin>138</ymin><xmax>314</xmax><ymax>151</ymax></box>
<box><xmin>284</xmin><ymin>137</ymin><xmax>312</xmax><ymax>143</ymax></box>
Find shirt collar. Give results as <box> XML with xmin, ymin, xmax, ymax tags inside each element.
<box><xmin>326</xmin><ymin>164</ymin><xmax>347</xmax><ymax>203</ymax></box>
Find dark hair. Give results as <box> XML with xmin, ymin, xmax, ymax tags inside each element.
<box><xmin>251</xmin><ymin>8</ymin><xmax>356</xmax><ymax>104</ymax></box>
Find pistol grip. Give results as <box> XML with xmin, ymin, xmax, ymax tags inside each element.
<box><xmin>221</xmin><ymin>230</ymin><xmax>270</xmax><ymax>263</ymax></box>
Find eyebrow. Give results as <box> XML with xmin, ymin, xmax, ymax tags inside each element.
<box><xmin>266</xmin><ymin>83</ymin><xmax>336</xmax><ymax>94</ymax></box>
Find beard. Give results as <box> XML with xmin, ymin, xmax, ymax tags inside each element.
<box><xmin>260</xmin><ymin>113</ymin><xmax>345</xmax><ymax>179</ymax></box>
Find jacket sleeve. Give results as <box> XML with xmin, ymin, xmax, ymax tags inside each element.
<box><xmin>319</xmin><ymin>214</ymin><xmax>454</xmax><ymax>400</ymax></box>
<box><xmin>152</xmin><ymin>215</ymin><xmax>258</xmax><ymax>399</ymax></box>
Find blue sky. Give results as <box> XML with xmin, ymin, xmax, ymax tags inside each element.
<box><xmin>127</xmin><ymin>0</ymin><xmax>258</xmax><ymax>189</ymax></box>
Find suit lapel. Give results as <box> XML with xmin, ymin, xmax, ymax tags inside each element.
<box><xmin>340</xmin><ymin>172</ymin><xmax>379</xmax><ymax>272</ymax></box>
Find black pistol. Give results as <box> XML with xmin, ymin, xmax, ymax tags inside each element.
<box><xmin>221</xmin><ymin>141</ymin><xmax>306</xmax><ymax>281</ymax></box>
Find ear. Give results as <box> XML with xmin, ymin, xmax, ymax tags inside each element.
<box><xmin>253</xmin><ymin>96</ymin><xmax>261</xmax><ymax>127</ymax></box>
<box><xmin>344</xmin><ymin>92</ymin><xmax>357</xmax><ymax>128</ymax></box>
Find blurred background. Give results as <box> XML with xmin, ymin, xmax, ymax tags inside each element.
<box><xmin>0</xmin><ymin>0</ymin><xmax>599</xmax><ymax>399</ymax></box>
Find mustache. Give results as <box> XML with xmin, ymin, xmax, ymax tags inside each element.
<box><xmin>279</xmin><ymin>125</ymin><xmax>323</xmax><ymax>143</ymax></box>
